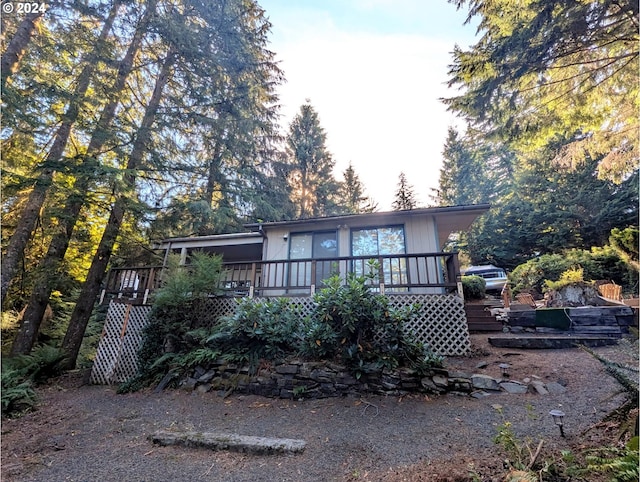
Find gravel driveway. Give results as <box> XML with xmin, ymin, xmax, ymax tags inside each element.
<box><xmin>1</xmin><ymin>336</ymin><xmax>631</xmax><ymax>481</ymax></box>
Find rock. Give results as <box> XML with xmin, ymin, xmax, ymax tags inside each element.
<box><xmin>196</xmin><ymin>383</ymin><xmax>212</xmax><ymax>393</ymax></box>
<box><xmin>471</xmin><ymin>374</ymin><xmax>500</xmax><ymax>391</ymax></box>
<box><xmin>529</xmin><ymin>381</ymin><xmax>548</xmax><ymax>395</ymax></box>
<box><xmin>198</xmin><ymin>370</ymin><xmax>217</xmax><ymax>384</ymax></box>
<box><xmin>545</xmin><ymin>382</ymin><xmax>567</xmax><ymax>394</ymax></box>
<box><xmin>475</xmin><ymin>361</ymin><xmax>489</xmax><ymax>369</ymax></box>
<box><xmin>181</xmin><ymin>377</ymin><xmax>198</xmax><ymax>391</ymax></box>
<box><xmin>275</xmin><ymin>364</ymin><xmax>299</xmax><ymax>375</ymax></box>
<box><xmin>471</xmin><ymin>390</ymin><xmax>491</xmax><ymax>399</ymax></box>
<box><xmin>149</xmin><ymin>430</ymin><xmax>306</xmax><ymax>455</ymax></box>
<box><xmin>420</xmin><ymin>377</ymin><xmax>438</xmax><ymax>392</ymax></box>
<box><xmin>432</xmin><ymin>375</ymin><xmax>449</xmax><ymax>388</ymax></box>
<box><xmin>500</xmin><ymin>381</ymin><xmax>528</xmax><ymax>394</ymax></box>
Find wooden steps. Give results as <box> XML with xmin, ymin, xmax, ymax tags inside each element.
<box><xmin>465</xmin><ymin>301</ymin><xmax>503</xmax><ymax>332</ymax></box>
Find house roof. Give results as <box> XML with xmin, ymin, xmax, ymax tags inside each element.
<box><xmin>245</xmin><ymin>204</ymin><xmax>490</xmax><ymax>247</ymax></box>
<box><xmin>154</xmin><ymin>204</ymin><xmax>490</xmax><ymax>254</ymax></box>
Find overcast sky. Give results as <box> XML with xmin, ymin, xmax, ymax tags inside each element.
<box><xmin>259</xmin><ymin>0</ymin><xmax>478</xmax><ymax>210</ymax></box>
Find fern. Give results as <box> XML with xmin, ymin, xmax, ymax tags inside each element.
<box><xmin>1</xmin><ymin>367</ymin><xmax>37</xmax><ymax>417</ymax></box>
<box><xmin>585</xmin><ymin>437</ymin><xmax>639</xmax><ymax>482</ymax></box>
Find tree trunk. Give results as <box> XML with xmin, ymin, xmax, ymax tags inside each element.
<box><xmin>60</xmin><ymin>50</ymin><xmax>176</xmax><ymax>369</ymax></box>
<box><xmin>1</xmin><ymin>11</ymin><xmax>44</xmax><ymax>89</ymax></box>
<box><xmin>9</xmin><ymin>1</ymin><xmax>151</xmax><ymax>356</ymax></box>
<box><xmin>1</xmin><ymin>1</ymin><xmax>121</xmax><ymax>309</ymax></box>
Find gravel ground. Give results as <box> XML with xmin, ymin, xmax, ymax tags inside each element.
<box><xmin>1</xmin><ymin>335</ymin><xmax>634</xmax><ymax>482</ymax></box>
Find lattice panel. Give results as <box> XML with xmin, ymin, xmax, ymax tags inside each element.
<box><xmin>387</xmin><ymin>294</ymin><xmax>470</xmax><ymax>356</ymax></box>
<box><xmin>90</xmin><ymin>301</ymin><xmax>151</xmax><ymax>385</ymax></box>
<box><xmin>91</xmin><ymin>294</ymin><xmax>469</xmax><ymax>384</ymax></box>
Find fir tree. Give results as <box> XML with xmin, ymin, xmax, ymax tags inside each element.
<box><xmin>285</xmin><ymin>102</ymin><xmax>340</xmax><ymax>218</ymax></box>
<box><xmin>392</xmin><ymin>172</ymin><xmax>417</xmax><ymax>211</ymax></box>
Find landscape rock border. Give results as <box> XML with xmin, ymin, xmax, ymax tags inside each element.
<box><xmin>175</xmin><ymin>358</ymin><xmax>567</xmax><ymax>400</ymax></box>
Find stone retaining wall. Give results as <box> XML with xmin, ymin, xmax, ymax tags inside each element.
<box><xmin>178</xmin><ymin>359</ymin><xmax>564</xmax><ymax>400</ymax></box>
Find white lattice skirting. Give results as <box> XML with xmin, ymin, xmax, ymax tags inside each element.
<box><xmin>90</xmin><ymin>295</ymin><xmax>470</xmax><ymax>385</ymax></box>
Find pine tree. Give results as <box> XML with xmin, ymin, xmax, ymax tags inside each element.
<box><xmin>338</xmin><ymin>162</ymin><xmax>377</xmax><ymax>214</ymax></box>
<box><xmin>285</xmin><ymin>102</ymin><xmax>340</xmax><ymax>218</ymax></box>
<box><xmin>1</xmin><ymin>1</ymin><xmax>123</xmax><ymax>308</ymax></box>
<box><xmin>445</xmin><ymin>0</ymin><xmax>639</xmax><ymax>181</ymax></box>
<box><xmin>9</xmin><ymin>1</ymin><xmax>157</xmax><ymax>356</ymax></box>
<box><xmin>60</xmin><ymin>0</ymin><xmax>285</xmax><ymax>368</ymax></box>
<box><xmin>392</xmin><ymin>172</ymin><xmax>417</xmax><ymax>211</ymax></box>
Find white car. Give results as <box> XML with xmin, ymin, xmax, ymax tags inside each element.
<box><xmin>461</xmin><ymin>265</ymin><xmax>508</xmax><ymax>292</ymax></box>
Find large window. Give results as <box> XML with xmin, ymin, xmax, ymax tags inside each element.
<box><xmin>289</xmin><ymin>231</ymin><xmax>338</xmax><ymax>287</ymax></box>
<box><xmin>351</xmin><ymin>226</ymin><xmax>407</xmax><ymax>287</ymax></box>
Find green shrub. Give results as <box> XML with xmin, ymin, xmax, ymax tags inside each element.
<box><xmin>1</xmin><ymin>367</ymin><xmax>37</xmax><ymax>417</ymax></box>
<box><xmin>207</xmin><ymin>297</ymin><xmax>304</xmax><ymax>372</ymax></box>
<box><xmin>461</xmin><ymin>275</ymin><xmax>486</xmax><ymax>300</ymax></box>
<box><xmin>305</xmin><ymin>274</ymin><xmax>442</xmax><ymax>377</ymax></box>
<box><xmin>122</xmin><ymin>253</ymin><xmax>225</xmax><ymax>392</ymax></box>
<box><xmin>543</xmin><ymin>267</ymin><xmax>585</xmax><ymax>292</ymax></box>
<box><xmin>510</xmin><ymin>247</ymin><xmax>638</xmax><ymax>296</ymax></box>
<box><xmin>585</xmin><ymin>436</ymin><xmax>639</xmax><ymax>482</ymax></box>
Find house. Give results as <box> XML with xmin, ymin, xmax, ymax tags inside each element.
<box><xmin>91</xmin><ymin>204</ymin><xmax>491</xmax><ymax>384</ymax></box>
<box><xmin>102</xmin><ymin>204</ymin><xmax>490</xmax><ymax>301</ymax></box>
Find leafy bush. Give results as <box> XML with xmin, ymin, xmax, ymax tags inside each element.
<box><xmin>121</xmin><ymin>253</ymin><xmax>225</xmax><ymax>392</ymax></box>
<box><xmin>585</xmin><ymin>436</ymin><xmax>639</xmax><ymax>482</ymax></box>
<box><xmin>304</xmin><ymin>274</ymin><xmax>442</xmax><ymax>377</ymax></box>
<box><xmin>510</xmin><ymin>247</ymin><xmax>638</xmax><ymax>296</ymax></box>
<box><xmin>1</xmin><ymin>367</ymin><xmax>37</xmax><ymax>417</ymax></box>
<box><xmin>207</xmin><ymin>298</ymin><xmax>304</xmax><ymax>372</ymax></box>
<box><xmin>543</xmin><ymin>267</ymin><xmax>585</xmax><ymax>292</ymax></box>
<box><xmin>461</xmin><ymin>275</ymin><xmax>486</xmax><ymax>300</ymax></box>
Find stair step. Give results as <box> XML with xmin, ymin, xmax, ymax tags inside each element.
<box><xmin>488</xmin><ymin>336</ymin><xmax>620</xmax><ymax>349</ymax></box>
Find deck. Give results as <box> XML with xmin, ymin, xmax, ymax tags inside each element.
<box><xmin>101</xmin><ymin>252</ymin><xmax>462</xmax><ymax>304</ymax></box>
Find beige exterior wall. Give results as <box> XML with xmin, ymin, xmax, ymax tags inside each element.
<box><xmin>259</xmin><ymin>215</ymin><xmax>445</xmax><ymax>295</ymax></box>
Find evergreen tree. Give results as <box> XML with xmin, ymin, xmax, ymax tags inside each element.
<box><xmin>337</xmin><ymin>162</ymin><xmax>377</xmax><ymax>214</ymax></box>
<box><xmin>445</xmin><ymin>0</ymin><xmax>639</xmax><ymax>181</ymax></box>
<box><xmin>392</xmin><ymin>172</ymin><xmax>417</xmax><ymax>211</ymax></box>
<box><xmin>60</xmin><ymin>0</ymin><xmax>284</xmax><ymax>367</ymax></box>
<box><xmin>9</xmin><ymin>1</ymin><xmax>157</xmax><ymax>355</ymax></box>
<box><xmin>437</xmin><ymin>127</ymin><xmax>514</xmax><ymax>207</ymax></box>
<box><xmin>285</xmin><ymin>102</ymin><xmax>340</xmax><ymax>219</ymax></box>
<box><xmin>1</xmin><ymin>1</ymin><xmax>123</xmax><ymax>307</ymax></box>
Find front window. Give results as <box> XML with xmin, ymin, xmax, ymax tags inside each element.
<box><xmin>289</xmin><ymin>231</ymin><xmax>338</xmax><ymax>287</ymax></box>
<box><xmin>351</xmin><ymin>226</ymin><xmax>407</xmax><ymax>287</ymax></box>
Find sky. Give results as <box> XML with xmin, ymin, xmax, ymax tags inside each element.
<box><xmin>259</xmin><ymin>0</ymin><xmax>479</xmax><ymax>210</ymax></box>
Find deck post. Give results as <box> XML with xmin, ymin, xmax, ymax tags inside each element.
<box><xmin>378</xmin><ymin>257</ymin><xmax>385</xmax><ymax>294</ymax></box>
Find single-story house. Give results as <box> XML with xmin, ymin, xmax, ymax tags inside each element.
<box><xmin>91</xmin><ymin>204</ymin><xmax>491</xmax><ymax>384</ymax></box>
<box><xmin>102</xmin><ymin>204</ymin><xmax>490</xmax><ymax>302</ymax></box>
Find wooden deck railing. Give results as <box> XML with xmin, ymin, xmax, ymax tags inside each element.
<box><xmin>101</xmin><ymin>252</ymin><xmax>462</xmax><ymax>303</ymax></box>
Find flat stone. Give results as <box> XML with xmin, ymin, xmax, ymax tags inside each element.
<box><xmin>546</xmin><ymin>382</ymin><xmax>567</xmax><ymax>394</ymax></box>
<box><xmin>529</xmin><ymin>380</ymin><xmax>548</xmax><ymax>395</ymax></box>
<box><xmin>275</xmin><ymin>365</ymin><xmax>299</xmax><ymax>375</ymax></box>
<box><xmin>420</xmin><ymin>377</ymin><xmax>438</xmax><ymax>392</ymax></box>
<box><xmin>471</xmin><ymin>390</ymin><xmax>492</xmax><ymax>399</ymax></box>
<box><xmin>500</xmin><ymin>381</ymin><xmax>528</xmax><ymax>394</ymax></box>
<box><xmin>432</xmin><ymin>375</ymin><xmax>448</xmax><ymax>388</ymax></box>
<box><xmin>475</xmin><ymin>361</ymin><xmax>489</xmax><ymax>369</ymax></box>
<box><xmin>149</xmin><ymin>430</ymin><xmax>306</xmax><ymax>455</ymax></box>
<box><xmin>471</xmin><ymin>374</ymin><xmax>500</xmax><ymax>391</ymax></box>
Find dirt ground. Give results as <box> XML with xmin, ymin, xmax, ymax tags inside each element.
<box><xmin>1</xmin><ymin>335</ymin><xmax>635</xmax><ymax>482</ymax></box>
